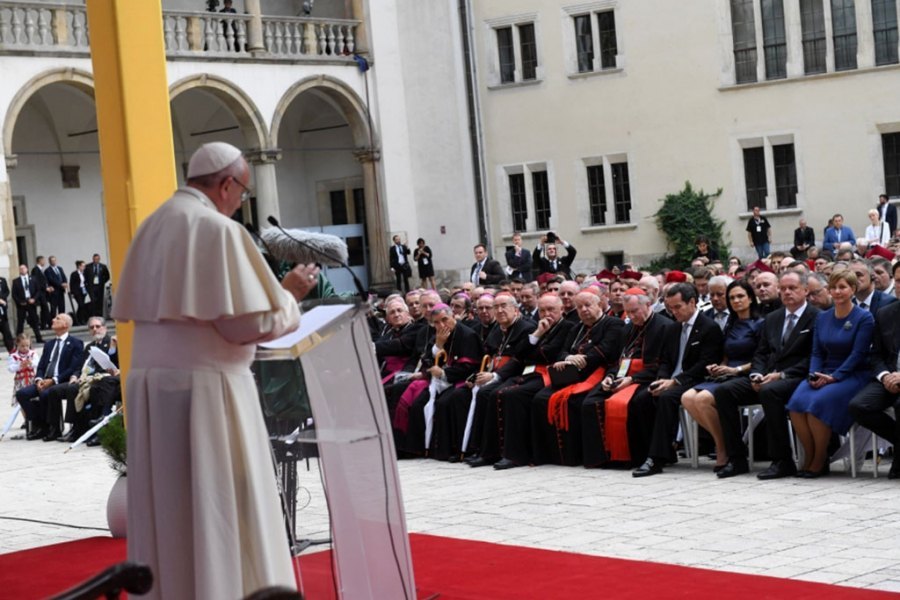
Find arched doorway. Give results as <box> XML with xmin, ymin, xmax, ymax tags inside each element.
<box><xmin>272</xmin><ymin>76</ymin><xmax>386</xmax><ymax>292</ymax></box>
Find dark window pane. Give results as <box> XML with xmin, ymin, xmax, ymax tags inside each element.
<box><xmin>801</xmin><ymin>0</ymin><xmax>827</xmax><ymax>74</ymax></box>
<box><xmin>574</xmin><ymin>15</ymin><xmax>594</xmax><ymax>73</ymax></box>
<box><xmin>611</xmin><ymin>162</ymin><xmax>631</xmax><ymax>224</ymax></box>
<box><xmin>509</xmin><ymin>173</ymin><xmax>528</xmax><ymax>231</ymax></box>
<box><xmin>762</xmin><ymin>0</ymin><xmax>788</xmax><ymax>79</ymax></box>
<box><xmin>873</xmin><ymin>0</ymin><xmax>899</xmax><ymax>65</ymax></box>
<box><xmin>519</xmin><ymin>23</ymin><xmax>538</xmax><ymax>80</ymax></box>
<box><xmin>731</xmin><ymin>0</ymin><xmax>758</xmax><ymax>83</ymax></box>
<box><xmin>352</xmin><ymin>187</ymin><xmax>366</xmax><ymax>225</ymax></box>
<box><xmin>330</xmin><ymin>190</ymin><xmax>348</xmax><ymax>225</ymax></box>
<box><xmin>883</xmin><ymin>133</ymin><xmax>900</xmax><ymax>197</ymax></box>
<box><xmin>532</xmin><ymin>170</ymin><xmax>551</xmax><ymax>230</ymax></box>
<box><xmin>587</xmin><ymin>165</ymin><xmax>607</xmax><ymax>226</ymax></box>
<box><xmin>497</xmin><ymin>27</ymin><xmax>515</xmax><ymax>83</ymax></box>
<box><xmin>832</xmin><ymin>0</ymin><xmax>858</xmax><ymax>71</ymax></box>
<box><xmin>773</xmin><ymin>143</ymin><xmax>798</xmax><ymax>208</ymax></box>
<box><xmin>598</xmin><ymin>11</ymin><xmax>618</xmax><ymax>69</ymax></box>
<box><xmin>743</xmin><ymin>147</ymin><xmax>768</xmax><ymax>211</ymax></box>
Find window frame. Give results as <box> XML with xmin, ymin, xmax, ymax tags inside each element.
<box><xmin>485</xmin><ymin>13</ymin><xmax>543</xmax><ymax>87</ymax></box>
<box><xmin>562</xmin><ymin>2</ymin><xmax>623</xmax><ymax>77</ymax></box>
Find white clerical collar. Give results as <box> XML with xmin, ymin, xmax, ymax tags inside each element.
<box><xmin>181</xmin><ymin>186</ymin><xmax>214</xmax><ymax>209</ymax></box>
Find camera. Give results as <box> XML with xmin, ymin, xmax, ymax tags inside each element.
<box><xmin>546</xmin><ymin>231</ymin><xmax>557</xmax><ymax>243</ymax></box>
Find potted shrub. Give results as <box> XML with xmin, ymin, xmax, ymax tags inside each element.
<box><xmin>98</xmin><ymin>413</ymin><xmax>127</xmax><ymax>538</ymax></box>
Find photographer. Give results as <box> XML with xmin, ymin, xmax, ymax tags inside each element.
<box><xmin>533</xmin><ymin>231</ymin><xmax>577</xmax><ymax>280</ymax></box>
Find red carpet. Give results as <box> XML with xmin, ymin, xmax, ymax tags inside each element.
<box><xmin>1</xmin><ymin>534</ymin><xmax>897</xmax><ymax>599</ymax></box>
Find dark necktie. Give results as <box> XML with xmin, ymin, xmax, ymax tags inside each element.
<box><xmin>782</xmin><ymin>313</ymin><xmax>796</xmax><ymax>344</ymax></box>
<box><xmin>44</xmin><ymin>340</ymin><xmax>61</xmax><ymax>380</ymax></box>
<box><xmin>673</xmin><ymin>322</ymin><xmax>691</xmax><ymax>377</ymax></box>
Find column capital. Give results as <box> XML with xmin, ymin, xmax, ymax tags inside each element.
<box><xmin>4</xmin><ymin>154</ymin><xmax>17</xmax><ymax>170</ymax></box>
<box><xmin>245</xmin><ymin>148</ymin><xmax>282</xmax><ymax>164</ymax></box>
<box><xmin>353</xmin><ymin>147</ymin><xmax>381</xmax><ymax>163</ymax></box>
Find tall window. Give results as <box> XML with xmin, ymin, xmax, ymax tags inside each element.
<box><xmin>532</xmin><ymin>171</ymin><xmax>551</xmax><ymax>229</ymax></box>
<box><xmin>574</xmin><ymin>15</ymin><xmax>594</xmax><ymax>73</ymax></box>
<box><xmin>832</xmin><ymin>0</ymin><xmax>858</xmax><ymax>71</ymax></box>
<box><xmin>509</xmin><ymin>173</ymin><xmax>527</xmax><ymax>231</ymax></box>
<box><xmin>597</xmin><ymin>11</ymin><xmax>618</xmax><ymax>69</ymax></box>
<box><xmin>611</xmin><ymin>162</ymin><xmax>631</xmax><ymax>224</ymax></box>
<box><xmin>883</xmin><ymin>133</ymin><xmax>900</xmax><ymax>197</ymax></box>
<box><xmin>761</xmin><ymin>0</ymin><xmax>788</xmax><ymax>79</ymax></box>
<box><xmin>743</xmin><ymin>147</ymin><xmax>767</xmax><ymax>211</ymax></box>
<box><xmin>497</xmin><ymin>27</ymin><xmax>515</xmax><ymax>83</ymax></box>
<box><xmin>773</xmin><ymin>144</ymin><xmax>798</xmax><ymax>208</ymax></box>
<box><xmin>587</xmin><ymin>165</ymin><xmax>607</xmax><ymax>226</ymax></box>
<box><xmin>800</xmin><ymin>0</ymin><xmax>827</xmax><ymax>74</ymax></box>
<box><xmin>731</xmin><ymin>0</ymin><xmax>758</xmax><ymax>83</ymax></box>
<box><xmin>519</xmin><ymin>23</ymin><xmax>538</xmax><ymax>80</ymax></box>
<box><xmin>330</xmin><ymin>190</ymin><xmax>348</xmax><ymax>225</ymax></box>
<box><xmin>873</xmin><ymin>0</ymin><xmax>899</xmax><ymax>65</ymax></box>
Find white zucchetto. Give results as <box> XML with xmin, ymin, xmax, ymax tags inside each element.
<box><xmin>187</xmin><ymin>142</ymin><xmax>243</xmax><ymax>178</ymax></box>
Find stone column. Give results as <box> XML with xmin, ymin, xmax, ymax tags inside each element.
<box><xmin>353</xmin><ymin>147</ymin><xmax>390</xmax><ymax>285</ymax></box>
<box><xmin>349</xmin><ymin>0</ymin><xmax>369</xmax><ymax>54</ymax></box>
<box><xmin>1</xmin><ymin>156</ymin><xmax>18</xmax><ymax>281</ymax></box>
<box><xmin>246</xmin><ymin>148</ymin><xmax>281</xmax><ymax>226</ymax></box>
<box><xmin>244</xmin><ymin>0</ymin><xmax>265</xmax><ymax>55</ymax></box>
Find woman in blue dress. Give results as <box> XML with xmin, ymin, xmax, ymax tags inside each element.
<box><xmin>682</xmin><ymin>279</ymin><xmax>763</xmax><ymax>471</ymax></box>
<box><xmin>787</xmin><ymin>269</ymin><xmax>874</xmax><ymax>478</ymax></box>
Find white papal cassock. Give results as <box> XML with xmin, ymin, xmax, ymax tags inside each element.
<box><xmin>112</xmin><ymin>187</ymin><xmax>300</xmax><ymax>599</ymax></box>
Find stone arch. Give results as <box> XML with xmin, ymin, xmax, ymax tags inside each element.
<box><xmin>2</xmin><ymin>68</ymin><xmax>95</xmax><ymax>158</ymax></box>
<box><xmin>270</xmin><ymin>75</ymin><xmax>374</xmax><ymax>150</ymax></box>
<box><xmin>169</xmin><ymin>74</ymin><xmax>268</xmax><ymax>152</ymax></box>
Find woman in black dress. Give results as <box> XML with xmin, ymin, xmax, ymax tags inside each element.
<box><xmin>414</xmin><ymin>238</ymin><xmax>435</xmax><ymax>289</ymax></box>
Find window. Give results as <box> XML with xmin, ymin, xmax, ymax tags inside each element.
<box><xmin>761</xmin><ymin>0</ymin><xmax>787</xmax><ymax>79</ymax></box>
<box><xmin>800</xmin><ymin>0</ymin><xmax>827</xmax><ymax>74</ymax></box>
<box><xmin>743</xmin><ymin>147</ymin><xmax>767</xmax><ymax>211</ymax></box>
<box><xmin>565</xmin><ymin>6</ymin><xmax>620</xmax><ymax>75</ymax></box>
<box><xmin>497</xmin><ymin>27</ymin><xmax>515</xmax><ymax>83</ymax></box>
<box><xmin>509</xmin><ymin>173</ymin><xmax>528</xmax><ymax>232</ymax></box>
<box><xmin>587</xmin><ymin>165</ymin><xmax>607</xmax><ymax>226</ymax></box>
<box><xmin>330</xmin><ymin>190</ymin><xmax>348</xmax><ymax>225</ymax></box>
<box><xmin>519</xmin><ymin>23</ymin><xmax>538</xmax><ymax>80</ymax></box>
<box><xmin>773</xmin><ymin>143</ymin><xmax>798</xmax><ymax>208</ymax></box>
<box><xmin>490</xmin><ymin>18</ymin><xmax>540</xmax><ymax>86</ymax></box>
<box><xmin>883</xmin><ymin>133</ymin><xmax>900</xmax><ymax>197</ymax></box>
<box><xmin>873</xmin><ymin>0</ymin><xmax>899</xmax><ymax>65</ymax></box>
<box><xmin>731</xmin><ymin>0</ymin><xmax>758</xmax><ymax>83</ymax></box>
<box><xmin>611</xmin><ymin>163</ymin><xmax>631</xmax><ymax>224</ymax></box>
<box><xmin>532</xmin><ymin>170</ymin><xmax>551</xmax><ymax>229</ymax></box>
<box><xmin>832</xmin><ymin>0</ymin><xmax>858</xmax><ymax>71</ymax></box>
<box><xmin>574</xmin><ymin>15</ymin><xmax>594</xmax><ymax>73</ymax></box>
<box><xmin>597</xmin><ymin>11</ymin><xmax>618</xmax><ymax>69</ymax></box>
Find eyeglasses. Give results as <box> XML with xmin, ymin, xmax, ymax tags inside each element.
<box><xmin>230</xmin><ymin>177</ymin><xmax>253</xmax><ymax>203</ymax></box>
<box><xmin>88</xmin><ymin>324</ymin><xmax>104</xmax><ymax>329</ymax></box>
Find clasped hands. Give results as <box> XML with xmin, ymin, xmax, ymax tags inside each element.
<box><xmin>553</xmin><ymin>354</ymin><xmax>586</xmax><ymax>371</ymax></box>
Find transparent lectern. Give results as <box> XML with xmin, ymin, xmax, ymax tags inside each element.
<box><xmin>254</xmin><ymin>303</ymin><xmax>415</xmax><ymax>599</ymax></box>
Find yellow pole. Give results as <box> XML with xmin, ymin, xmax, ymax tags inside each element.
<box><xmin>85</xmin><ymin>0</ymin><xmax>176</xmax><ymax>389</ymax></box>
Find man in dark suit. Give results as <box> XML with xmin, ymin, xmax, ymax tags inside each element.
<box><xmin>849</xmin><ymin>300</ymin><xmax>900</xmax><ymax>479</ymax></box>
<box><xmin>470</xmin><ymin>243</ymin><xmax>505</xmax><ymax>285</ymax></box>
<box><xmin>878</xmin><ymin>194</ymin><xmax>897</xmax><ymax>238</ymax></box>
<box><xmin>850</xmin><ymin>258</ymin><xmax>897</xmax><ymax>314</ymax></box>
<box><xmin>31</xmin><ymin>256</ymin><xmax>52</xmax><ymax>329</ymax></box>
<box><xmin>505</xmin><ymin>233</ymin><xmax>533</xmax><ymax>282</ymax></box>
<box><xmin>388</xmin><ymin>235</ymin><xmax>412</xmax><ymax>293</ymax></box>
<box><xmin>15</xmin><ymin>313</ymin><xmax>84</xmax><ymax>440</ymax></box>
<box><xmin>790</xmin><ymin>218</ymin><xmax>816</xmax><ymax>259</ymax></box>
<box><xmin>44</xmin><ymin>255</ymin><xmax>68</xmax><ymax>319</ymax></box>
<box><xmin>0</xmin><ymin>275</ymin><xmax>13</xmax><ymax>352</ymax></box>
<box><xmin>69</xmin><ymin>260</ymin><xmax>90</xmax><ymax>325</ymax></box>
<box><xmin>714</xmin><ymin>271</ymin><xmax>819</xmax><ymax>479</ymax></box>
<box><xmin>87</xmin><ymin>253</ymin><xmax>110</xmax><ymax>317</ymax></box>
<box><xmin>533</xmin><ymin>233</ymin><xmax>577</xmax><ymax>279</ymax></box>
<box><xmin>632</xmin><ymin>283</ymin><xmax>724</xmax><ymax>477</ymax></box>
<box><xmin>12</xmin><ymin>264</ymin><xmax>44</xmax><ymax>343</ymax></box>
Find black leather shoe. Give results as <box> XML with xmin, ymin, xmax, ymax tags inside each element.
<box><xmin>632</xmin><ymin>458</ymin><xmax>663</xmax><ymax>478</ymax></box>
<box><xmin>42</xmin><ymin>428</ymin><xmax>61</xmax><ymax>442</ymax></box>
<box><xmin>716</xmin><ymin>458</ymin><xmax>749</xmax><ymax>479</ymax></box>
<box><xmin>86</xmin><ymin>435</ymin><xmax>101</xmax><ymax>447</ymax></box>
<box><xmin>56</xmin><ymin>430</ymin><xmax>76</xmax><ymax>443</ymax></box>
<box><xmin>467</xmin><ymin>457</ymin><xmax>494</xmax><ymax>468</ymax></box>
<box><xmin>493</xmin><ymin>458</ymin><xmax>520</xmax><ymax>470</ymax></box>
<box><xmin>757</xmin><ymin>460</ymin><xmax>797</xmax><ymax>480</ymax></box>
<box><xmin>463</xmin><ymin>455</ymin><xmax>481</xmax><ymax>465</ymax></box>
<box><xmin>26</xmin><ymin>427</ymin><xmax>47</xmax><ymax>441</ymax></box>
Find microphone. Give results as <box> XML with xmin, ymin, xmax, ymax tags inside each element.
<box><xmin>266</xmin><ymin>216</ymin><xmax>367</xmax><ymax>300</ymax></box>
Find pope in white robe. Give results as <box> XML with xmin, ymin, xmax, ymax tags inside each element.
<box><xmin>112</xmin><ymin>142</ymin><xmax>320</xmax><ymax>599</ymax></box>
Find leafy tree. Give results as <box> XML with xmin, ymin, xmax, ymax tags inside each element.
<box><xmin>645</xmin><ymin>182</ymin><xmax>728</xmax><ymax>271</ymax></box>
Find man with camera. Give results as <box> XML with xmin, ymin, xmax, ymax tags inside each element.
<box><xmin>533</xmin><ymin>232</ymin><xmax>577</xmax><ymax>280</ymax></box>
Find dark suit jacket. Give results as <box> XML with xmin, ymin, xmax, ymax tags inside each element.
<box><xmin>81</xmin><ymin>334</ymin><xmax>119</xmax><ymax>375</ymax></box>
<box><xmin>30</xmin><ymin>266</ymin><xmax>48</xmax><ymax>300</ymax></box>
<box><xmin>657</xmin><ymin>312</ymin><xmax>724</xmax><ymax>388</ymax></box>
<box><xmin>45</xmin><ymin>265</ymin><xmax>67</xmax><ymax>292</ymax></box>
<box><xmin>505</xmin><ymin>247</ymin><xmax>533</xmax><ymax>281</ymax></box>
<box><xmin>12</xmin><ymin>276</ymin><xmax>42</xmax><ymax>307</ymax></box>
<box><xmin>880</xmin><ymin>201</ymin><xmax>898</xmax><ymax>236</ymax></box>
<box><xmin>793</xmin><ymin>227</ymin><xmax>815</xmax><ymax>250</ymax></box>
<box><xmin>69</xmin><ymin>270</ymin><xmax>88</xmax><ymax>302</ymax></box>
<box><xmin>388</xmin><ymin>243</ymin><xmax>411</xmax><ymax>273</ymax></box>
<box><xmin>0</xmin><ymin>277</ymin><xmax>9</xmax><ymax>320</ymax></box>
<box><xmin>870</xmin><ymin>301</ymin><xmax>900</xmax><ymax>376</ymax></box>
<box><xmin>36</xmin><ymin>335</ymin><xmax>84</xmax><ymax>383</ymax></box>
<box><xmin>470</xmin><ymin>258</ymin><xmax>505</xmax><ymax>285</ymax></box>
<box><xmin>750</xmin><ymin>304</ymin><xmax>819</xmax><ymax>380</ymax></box>
<box><xmin>865</xmin><ymin>289</ymin><xmax>897</xmax><ymax>314</ymax></box>
<box><xmin>534</xmin><ymin>243</ymin><xmax>577</xmax><ymax>279</ymax></box>
<box><xmin>87</xmin><ymin>262</ymin><xmax>111</xmax><ymax>290</ymax></box>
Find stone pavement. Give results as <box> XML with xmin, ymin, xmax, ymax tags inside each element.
<box><xmin>1</xmin><ymin>361</ymin><xmax>899</xmax><ymax>593</ymax></box>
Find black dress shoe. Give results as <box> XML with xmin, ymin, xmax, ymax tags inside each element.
<box><xmin>467</xmin><ymin>457</ymin><xmax>494</xmax><ymax>468</ymax></box>
<box><xmin>86</xmin><ymin>435</ymin><xmax>101</xmax><ymax>447</ymax></box>
<box><xmin>463</xmin><ymin>455</ymin><xmax>481</xmax><ymax>465</ymax></box>
<box><xmin>757</xmin><ymin>460</ymin><xmax>797</xmax><ymax>480</ymax></box>
<box><xmin>713</xmin><ymin>464</ymin><xmax>726</xmax><ymax>474</ymax></box>
<box><xmin>42</xmin><ymin>428</ymin><xmax>61</xmax><ymax>442</ymax></box>
<box><xmin>716</xmin><ymin>458</ymin><xmax>749</xmax><ymax>479</ymax></box>
<box><xmin>57</xmin><ymin>430</ymin><xmax>76</xmax><ymax>443</ymax></box>
<box><xmin>632</xmin><ymin>458</ymin><xmax>663</xmax><ymax>478</ymax></box>
<box><xmin>448</xmin><ymin>454</ymin><xmax>461</xmax><ymax>463</ymax></box>
<box><xmin>26</xmin><ymin>428</ymin><xmax>47</xmax><ymax>441</ymax></box>
<box><xmin>493</xmin><ymin>458</ymin><xmax>520</xmax><ymax>471</ymax></box>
